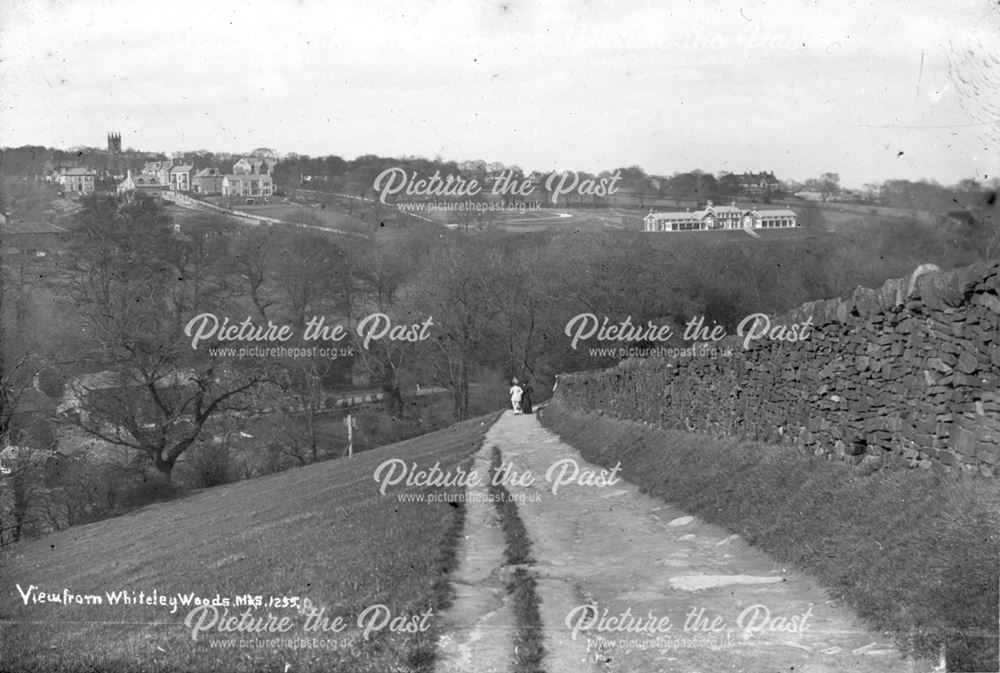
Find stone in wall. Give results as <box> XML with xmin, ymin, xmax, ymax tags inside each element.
<box><xmin>556</xmin><ymin>261</ymin><xmax>1000</xmax><ymax>476</ymax></box>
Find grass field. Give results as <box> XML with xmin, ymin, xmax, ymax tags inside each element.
<box><xmin>805</xmin><ymin>200</ymin><xmax>938</xmax><ymax>231</ymax></box>
<box><xmin>0</xmin><ymin>411</ymin><xmax>501</xmax><ymax>673</ymax></box>
<box><xmin>280</xmin><ymin>187</ymin><xmax>874</xmax><ymax>237</ymax></box>
<box><xmin>538</xmin><ymin>399</ymin><xmax>1000</xmax><ymax>673</ymax></box>
<box><xmin>236</xmin><ymin>203</ymin><xmax>363</xmax><ymax>230</ymax></box>
<box><xmin>193</xmin><ymin>193</ymin><xmax>368</xmax><ymax>232</ymax></box>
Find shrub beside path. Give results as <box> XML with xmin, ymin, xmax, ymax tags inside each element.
<box><xmin>437</xmin><ymin>410</ymin><xmax>933</xmax><ymax>673</ymax></box>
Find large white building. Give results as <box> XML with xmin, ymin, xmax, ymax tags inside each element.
<box><xmin>169</xmin><ymin>164</ymin><xmax>193</xmax><ymax>191</ymax></box>
<box><xmin>221</xmin><ymin>173</ymin><xmax>274</xmax><ymax>198</ymax></box>
<box><xmin>643</xmin><ymin>201</ymin><xmax>797</xmax><ymax>232</ymax></box>
<box><xmin>58</xmin><ymin>168</ymin><xmax>96</xmax><ymax>195</ymax></box>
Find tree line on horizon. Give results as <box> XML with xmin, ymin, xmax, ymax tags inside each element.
<box><xmin>3</xmin><ymin>144</ymin><xmax>996</xmax><ymax>214</ymax></box>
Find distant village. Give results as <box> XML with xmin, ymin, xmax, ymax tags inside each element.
<box><xmin>15</xmin><ymin>132</ymin><xmax>946</xmax><ymax>243</ymax></box>
<box><xmin>53</xmin><ymin>133</ymin><xmax>277</xmax><ymax>202</ymax></box>
<box><xmin>42</xmin><ymin>132</ymin><xmax>819</xmax><ymax>204</ymax></box>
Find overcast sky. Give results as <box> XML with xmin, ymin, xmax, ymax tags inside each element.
<box><xmin>1</xmin><ymin>0</ymin><xmax>998</xmax><ymax>188</ymax></box>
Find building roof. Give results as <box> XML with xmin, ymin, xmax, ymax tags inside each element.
<box><xmin>223</xmin><ymin>173</ymin><xmax>272</xmax><ymax>181</ymax></box>
<box><xmin>645</xmin><ymin>211</ymin><xmax>702</xmax><ymax>220</ymax></box>
<box><xmin>237</xmin><ymin>156</ymin><xmax>275</xmax><ymax>166</ymax></box>
<box><xmin>170</xmin><ymin>164</ymin><xmax>193</xmax><ymax>173</ymax></box>
<box><xmin>119</xmin><ymin>172</ymin><xmax>165</xmax><ymax>189</ymax></box>
<box><xmin>58</xmin><ymin>368</ymin><xmax>198</xmax><ymax>414</ymax></box>
<box><xmin>194</xmin><ymin>167</ymin><xmax>220</xmax><ymax>177</ymax></box>
<box><xmin>62</xmin><ymin>167</ymin><xmax>96</xmax><ymax>176</ymax></box>
<box><xmin>738</xmin><ymin>171</ymin><xmax>779</xmax><ymax>180</ymax></box>
<box><xmin>647</xmin><ymin>207</ymin><xmax>797</xmax><ymax>220</ymax></box>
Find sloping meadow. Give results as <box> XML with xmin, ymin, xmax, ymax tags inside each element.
<box><xmin>0</xmin><ymin>412</ymin><xmax>501</xmax><ymax>673</ymax></box>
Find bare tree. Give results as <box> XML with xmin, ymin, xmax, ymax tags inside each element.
<box><xmin>273</xmin><ymin>229</ymin><xmax>350</xmax><ymax>330</ymax></box>
<box><xmin>416</xmin><ymin>240</ymin><xmax>501</xmax><ymax>419</ymax></box>
<box><xmin>350</xmin><ymin>229</ymin><xmax>431</xmax><ymax>415</ymax></box>
<box><xmin>64</xmin><ymin>193</ymin><xmax>260</xmax><ymax>484</ymax></box>
<box><xmin>231</xmin><ymin>226</ymin><xmax>277</xmax><ymax>320</ymax></box>
<box><xmin>0</xmin><ymin>446</ymin><xmax>49</xmax><ymax>544</ymax></box>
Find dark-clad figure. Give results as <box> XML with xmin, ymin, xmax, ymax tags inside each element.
<box><xmin>521</xmin><ymin>380</ymin><xmax>533</xmax><ymax>414</ymax></box>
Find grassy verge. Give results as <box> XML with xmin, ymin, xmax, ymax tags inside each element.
<box><xmin>538</xmin><ymin>400</ymin><xmax>999</xmax><ymax>673</ymax></box>
<box><xmin>488</xmin><ymin>446</ymin><xmax>546</xmax><ymax>673</ymax></box>
<box><xmin>0</xmin><ymin>411</ymin><xmax>502</xmax><ymax>673</ymax></box>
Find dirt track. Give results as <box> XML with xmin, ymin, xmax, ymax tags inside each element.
<box><xmin>436</xmin><ymin>410</ymin><xmax>932</xmax><ymax>673</ymax></box>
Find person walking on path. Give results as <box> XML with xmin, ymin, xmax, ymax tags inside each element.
<box><xmin>521</xmin><ymin>380</ymin><xmax>533</xmax><ymax>414</ymax></box>
<box><xmin>509</xmin><ymin>378</ymin><xmax>523</xmax><ymax>414</ymax></box>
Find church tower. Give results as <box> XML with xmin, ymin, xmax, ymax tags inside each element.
<box><xmin>106</xmin><ymin>132</ymin><xmax>123</xmax><ymax>177</ymax></box>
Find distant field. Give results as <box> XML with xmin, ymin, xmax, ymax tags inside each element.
<box><xmin>193</xmin><ymin>191</ymin><xmax>937</xmax><ymax>236</ymax></box>
<box><xmin>493</xmin><ymin>209</ymin><xmax>620</xmax><ymax>233</ymax></box>
<box><xmin>235</xmin><ymin>202</ymin><xmax>366</xmax><ymax>231</ymax></box>
<box><xmin>491</xmin><ymin>200</ymin><xmax>812</xmax><ymax>233</ymax></box>
<box><xmin>279</xmin><ymin>187</ymin><xmax>843</xmax><ymax>235</ymax></box>
<box><xmin>196</xmin><ymin>189</ymin><xmax>939</xmax><ymax>241</ymax></box>
<box><xmin>0</xmin><ymin>412</ymin><xmax>501</xmax><ymax>673</ymax></box>
<box><xmin>806</xmin><ymin>200</ymin><xmax>937</xmax><ymax>231</ymax></box>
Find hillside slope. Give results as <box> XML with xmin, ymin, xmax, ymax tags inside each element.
<box><xmin>0</xmin><ymin>412</ymin><xmax>501</xmax><ymax>673</ymax></box>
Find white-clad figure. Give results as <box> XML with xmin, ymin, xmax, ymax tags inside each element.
<box><xmin>509</xmin><ymin>378</ymin><xmax>524</xmax><ymax>414</ymax></box>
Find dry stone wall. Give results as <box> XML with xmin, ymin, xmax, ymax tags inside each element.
<box><xmin>555</xmin><ymin>261</ymin><xmax>1000</xmax><ymax>476</ymax></box>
